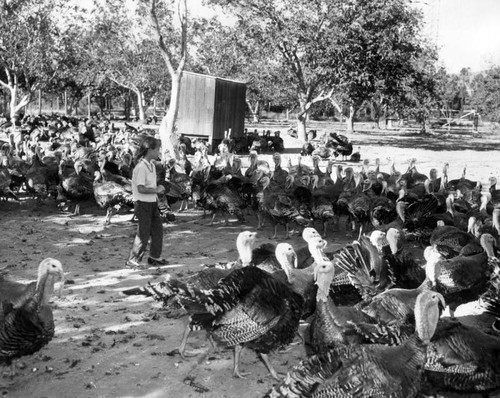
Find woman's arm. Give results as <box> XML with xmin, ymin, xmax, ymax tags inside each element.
<box><xmin>137</xmin><ymin>185</ymin><xmax>165</xmax><ymax>195</ymax></box>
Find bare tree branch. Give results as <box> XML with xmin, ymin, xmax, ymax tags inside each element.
<box><xmin>148</xmin><ymin>0</ymin><xmax>174</xmax><ymax>76</ymax></box>
<box><xmin>297</xmin><ymin>87</ymin><xmax>335</xmax><ymax>119</ymax></box>
<box><xmin>0</xmin><ymin>77</ymin><xmax>10</xmax><ymax>91</ymax></box>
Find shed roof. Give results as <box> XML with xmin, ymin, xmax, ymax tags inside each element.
<box><xmin>182</xmin><ymin>70</ymin><xmax>247</xmax><ymax>85</ymax></box>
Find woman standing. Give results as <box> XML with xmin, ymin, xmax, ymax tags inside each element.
<box><xmin>127</xmin><ymin>136</ymin><xmax>168</xmax><ymax>268</ymax></box>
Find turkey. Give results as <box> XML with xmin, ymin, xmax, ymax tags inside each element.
<box><xmin>93</xmin><ymin>170</ymin><xmax>134</xmax><ymax>224</ymax></box>
<box><xmin>121</xmin><ymin>230</ymin><xmax>258</xmax><ymax>299</ymax></box>
<box><xmin>274</xmin><ymin>240</ymin><xmax>329</xmax><ymax>321</ymax></box>
<box><xmin>480</xmin><ymin>258</ymin><xmax>500</xmax><ymax>333</ymax></box>
<box><xmin>446</xmin><ymin>164</ymin><xmax>480</xmax><ymax>193</ymax></box>
<box><xmin>267</xmin><ymin>131</ymin><xmax>284</xmax><ymax>153</ymax></box>
<box><xmin>308</xmin><ymin>259</ymin><xmax>373</xmax><ymax>354</ymax></box>
<box><xmin>425</xmin><ymin>233</ymin><xmax>497</xmax><ymax>318</ymax></box>
<box><xmin>429</xmin><ymin>223</ymin><xmax>480</xmax><ymax>259</ymax></box>
<box><xmin>337</xmin><ymin>241</ymin><xmax>444</xmax><ymax>348</ymax></box>
<box><xmin>294</xmin><ymin>227</ymin><xmax>324</xmax><ymax>269</ymax></box>
<box><xmin>331</xmin><ymin>235</ymin><xmax>393</xmax><ymax>303</ymax></box>
<box><xmin>383</xmin><ymin>228</ymin><xmax>427</xmax><ymax>289</ymax></box>
<box><xmin>0</xmin><ymin>160</ymin><xmax>18</xmax><ymax>201</ymax></box>
<box><xmin>165</xmin><ymin>262</ymin><xmax>303</xmax><ymax>379</ymax></box>
<box><xmin>300</xmin><ymin>141</ymin><xmax>315</xmax><ymax>156</ymax></box>
<box><xmin>266</xmin><ymin>291</ymin><xmax>445</xmax><ymax>398</ymax></box>
<box><xmin>197</xmin><ymin>176</ymin><xmax>247</xmax><ymax>225</ymax></box>
<box><xmin>25</xmin><ymin>148</ymin><xmax>51</xmax><ymax>205</ymax></box>
<box><xmin>258</xmin><ymin>176</ymin><xmax>310</xmax><ymax>239</ymax></box>
<box><xmin>337</xmin><ymin>172</ymin><xmax>372</xmax><ymax>238</ymax></box>
<box><xmin>244</xmin><ymin>151</ymin><xmax>270</xmax><ymax>181</ymax></box>
<box><xmin>125</xmin><ymin>231</ymin><xmax>286</xmax><ymax>356</ymax></box>
<box><xmin>329</xmin><ymin>132</ymin><xmax>353</xmax><ymax>160</ymax></box>
<box><xmin>310</xmin><ymin>169</ymin><xmax>339</xmax><ymax>237</ymax></box>
<box><xmin>0</xmin><ymin>258</ymin><xmax>64</xmax><ymax>381</ymax></box>
<box><xmin>401</xmin><ymin>158</ymin><xmax>428</xmax><ymax>189</ymax></box>
<box><xmin>162</xmin><ymin>158</ymin><xmax>192</xmax><ymax>212</ymax></box>
<box><xmin>57</xmin><ymin>159</ymin><xmax>94</xmax><ymax>216</ymax></box>
<box><xmin>270</xmin><ymin>153</ymin><xmax>288</xmax><ymax>187</ymax></box>
<box><xmin>422</xmin><ymin>318</ymin><xmax>500</xmax><ymax>395</ymax></box>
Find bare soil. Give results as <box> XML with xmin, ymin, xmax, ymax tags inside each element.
<box><xmin>1</xmin><ymin>126</ymin><xmax>500</xmax><ymax>398</ymax></box>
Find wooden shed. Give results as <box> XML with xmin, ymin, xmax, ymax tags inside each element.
<box><xmin>176</xmin><ymin>71</ymin><xmax>246</xmax><ymax>147</ymax></box>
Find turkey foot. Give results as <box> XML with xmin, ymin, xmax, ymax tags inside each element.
<box><xmin>232</xmin><ymin>369</ymin><xmax>252</xmax><ymax>379</ymax></box>
<box><xmin>260</xmin><ymin>353</ymin><xmax>283</xmax><ymax>380</ymax></box>
<box><xmin>233</xmin><ymin>345</ymin><xmax>251</xmax><ymax>378</ymax></box>
<box><xmin>169</xmin><ymin>348</ymin><xmax>200</xmax><ymax>359</ymax></box>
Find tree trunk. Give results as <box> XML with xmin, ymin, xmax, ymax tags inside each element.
<box><xmin>246</xmin><ymin>99</ymin><xmax>259</xmax><ymax>123</ymax></box>
<box><xmin>329</xmin><ymin>98</ymin><xmax>343</xmax><ymax>126</ymax></box>
<box><xmin>68</xmin><ymin>95</ymin><xmax>80</xmax><ymax>116</ymax></box>
<box><xmin>296</xmin><ymin>114</ymin><xmax>307</xmax><ymax>142</ymax></box>
<box><xmin>136</xmin><ymin>89</ymin><xmax>146</xmax><ymax>122</ymax></box>
<box><xmin>64</xmin><ymin>90</ymin><xmax>68</xmax><ymax>115</ymax></box>
<box><xmin>159</xmin><ymin>70</ymin><xmax>182</xmax><ymax>162</ymax></box>
<box><xmin>296</xmin><ymin>100</ymin><xmax>308</xmax><ymax>141</ymax></box>
<box><xmin>9</xmin><ymin>85</ymin><xmax>17</xmax><ymax>125</ymax></box>
<box><xmin>124</xmin><ymin>94</ymin><xmax>130</xmax><ymax>121</ymax></box>
<box><xmin>38</xmin><ymin>89</ymin><xmax>42</xmax><ymax>115</ymax></box>
<box><xmin>346</xmin><ymin>105</ymin><xmax>356</xmax><ymax>133</ymax></box>
<box><xmin>369</xmin><ymin>101</ymin><xmax>381</xmax><ymax>129</ymax></box>
<box><xmin>149</xmin><ymin>0</ymin><xmax>187</xmax><ymax>161</ymax></box>
<box><xmin>7</xmin><ymin>85</ymin><xmax>31</xmax><ymax>151</ymax></box>
<box><xmin>2</xmin><ymin>91</ymin><xmax>7</xmax><ymax>115</ymax></box>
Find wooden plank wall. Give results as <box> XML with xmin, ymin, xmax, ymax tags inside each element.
<box><xmin>177</xmin><ymin>72</ymin><xmax>215</xmax><ymax>139</ymax></box>
<box><xmin>177</xmin><ymin>71</ymin><xmax>246</xmax><ymax>144</ymax></box>
<box><xmin>213</xmin><ymin>78</ymin><xmax>246</xmax><ymax>141</ymax></box>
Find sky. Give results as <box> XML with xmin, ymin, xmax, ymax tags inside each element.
<box><xmin>420</xmin><ymin>0</ymin><xmax>500</xmax><ymax>73</ymax></box>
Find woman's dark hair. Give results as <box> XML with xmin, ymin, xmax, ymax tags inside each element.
<box><xmin>135</xmin><ymin>136</ymin><xmax>160</xmax><ymax>162</ymax></box>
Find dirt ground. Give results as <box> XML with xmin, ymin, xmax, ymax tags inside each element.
<box><xmin>1</xmin><ymin>126</ymin><xmax>500</xmax><ymax>398</ymax></box>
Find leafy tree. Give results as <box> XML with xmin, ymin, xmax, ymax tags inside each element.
<box><xmin>393</xmin><ymin>57</ymin><xmax>441</xmax><ymax>132</ymax></box>
<box><xmin>0</xmin><ymin>0</ymin><xmax>61</xmax><ymax>126</ymax></box>
<box><xmin>208</xmin><ymin>0</ymin><xmax>433</xmax><ymax>139</ymax></box>
<box><xmin>44</xmin><ymin>4</ymin><xmax>106</xmax><ymax>116</ymax></box>
<box><xmin>145</xmin><ymin>0</ymin><xmax>188</xmax><ymax>161</ymax></box>
<box><xmin>326</xmin><ymin>0</ymin><xmax>435</xmax><ymax>131</ymax></box>
<box><xmin>470</xmin><ymin>66</ymin><xmax>500</xmax><ymax>122</ymax></box>
<box><xmin>205</xmin><ymin>0</ymin><xmax>345</xmax><ymax>140</ymax></box>
<box><xmin>88</xmin><ymin>0</ymin><xmax>167</xmax><ymax>121</ymax></box>
<box><xmin>192</xmin><ymin>18</ymin><xmax>293</xmax><ymax>124</ymax></box>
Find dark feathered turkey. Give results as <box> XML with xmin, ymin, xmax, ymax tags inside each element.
<box><xmin>0</xmin><ymin>258</ymin><xmax>64</xmax><ymax>368</ymax></box>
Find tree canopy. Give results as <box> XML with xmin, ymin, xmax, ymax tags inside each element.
<box><xmin>206</xmin><ymin>0</ymin><xmax>438</xmax><ymax>137</ymax></box>
<box><xmin>1</xmin><ymin>0</ymin><xmax>500</xmax><ymax>140</ymax></box>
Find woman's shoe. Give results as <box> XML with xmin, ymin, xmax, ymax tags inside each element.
<box><xmin>147</xmin><ymin>257</ymin><xmax>169</xmax><ymax>266</ymax></box>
